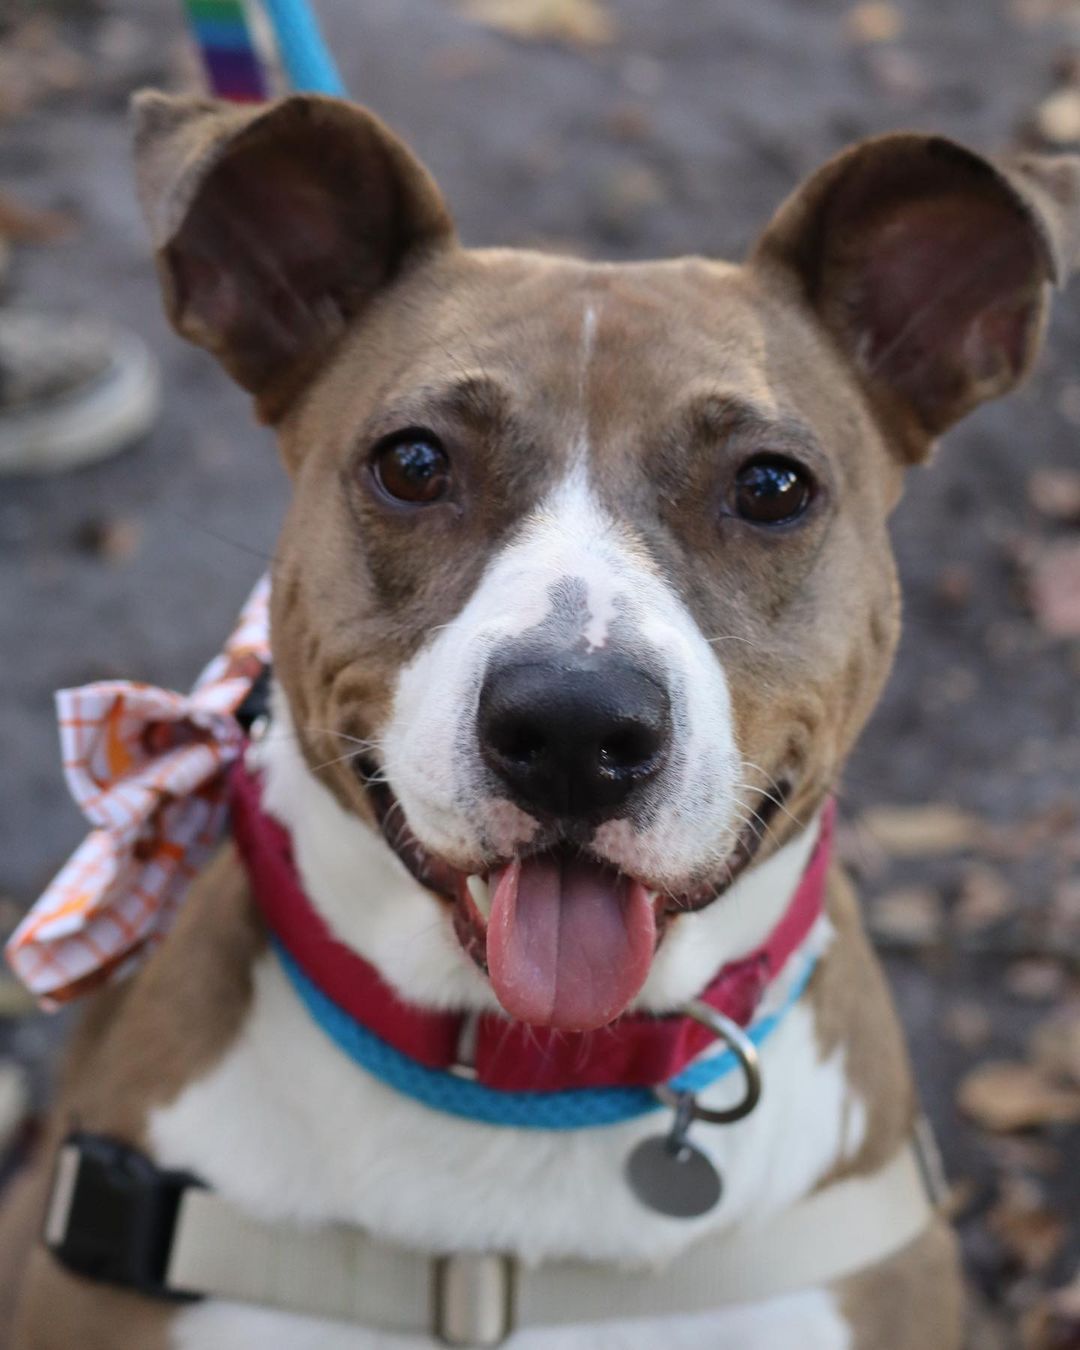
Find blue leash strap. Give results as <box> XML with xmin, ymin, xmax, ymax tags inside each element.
<box><xmin>261</xmin><ymin>0</ymin><xmax>347</xmax><ymax>96</ymax></box>
<box><xmin>273</xmin><ymin>939</ymin><xmax>819</xmax><ymax>1131</ymax></box>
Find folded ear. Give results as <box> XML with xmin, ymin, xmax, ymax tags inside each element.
<box><xmin>131</xmin><ymin>92</ymin><xmax>454</xmax><ymax>421</ymax></box>
<box><xmin>751</xmin><ymin>134</ymin><xmax>1080</xmax><ymax>460</ymax></box>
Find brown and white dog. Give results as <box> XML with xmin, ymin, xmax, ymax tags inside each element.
<box><xmin>3</xmin><ymin>91</ymin><xmax>1080</xmax><ymax>1349</ymax></box>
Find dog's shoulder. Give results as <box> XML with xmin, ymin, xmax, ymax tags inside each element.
<box><xmin>60</xmin><ymin>843</ymin><xmax>265</xmax><ymax>1144</ymax></box>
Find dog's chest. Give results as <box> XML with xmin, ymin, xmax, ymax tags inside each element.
<box><xmin>151</xmin><ymin>952</ymin><xmax>863</xmax><ymax>1348</ymax></box>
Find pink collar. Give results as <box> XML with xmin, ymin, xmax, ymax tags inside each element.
<box><xmin>230</xmin><ymin>761</ymin><xmax>833</xmax><ymax>1095</ymax></box>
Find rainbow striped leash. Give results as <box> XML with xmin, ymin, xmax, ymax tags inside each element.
<box><xmin>182</xmin><ymin>0</ymin><xmax>345</xmax><ymax>101</ymax></box>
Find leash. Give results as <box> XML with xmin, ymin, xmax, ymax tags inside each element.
<box><xmin>182</xmin><ymin>0</ymin><xmax>345</xmax><ymax>99</ymax></box>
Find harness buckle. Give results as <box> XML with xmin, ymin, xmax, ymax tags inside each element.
<box><xmin>433</xmin><ymin>1251</ymin><xmax>515</xmax><ymax>1347</ymax></box>
<box><xmin>43</xmin><ymin>1133</ymin><xmax>201</xmax><ymax>1302</ymax></box>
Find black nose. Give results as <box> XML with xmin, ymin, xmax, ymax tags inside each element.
<box><xmin>477</xmin><ymin>655</ymin><xmax>672</xmax><ymax>822</ymax></box>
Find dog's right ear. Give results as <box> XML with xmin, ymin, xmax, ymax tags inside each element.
<box><xmin>751</xmin><ymin>135</ymin><xmax>1080</xmax><ymax>461</ymax></box>
<box><xmin>131</xmin><ymin>92</ymin><xmax>454</xmax><ymax>421</ymax></box>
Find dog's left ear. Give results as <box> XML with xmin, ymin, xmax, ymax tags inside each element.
<box><xmin>132</xmin><ymin>91</ymin><xmax>454</xmax><ymax>421</ymax></box>
<box><xmin>751</xmin><ymin>134</ymin><xmax>1080</xmax><ymax>460</ymax></box>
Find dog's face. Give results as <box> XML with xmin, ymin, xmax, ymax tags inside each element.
<box><xmin>135</xmin><ymin>93</ymin><xmax>1079</xmax><ymax>1030</ymax></box>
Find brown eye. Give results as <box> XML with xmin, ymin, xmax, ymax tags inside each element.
<box><xmin>734</xmin><ymin>455</ymin><xmax>813</xmax><ymax>525</ymax></box>
<box><xmin>372</xmin><ymin>431</ymin><xmax>451</xmax><ymax>505</ymax></box>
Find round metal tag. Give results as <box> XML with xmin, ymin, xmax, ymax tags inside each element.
<box><xmin>625</xmin><ymin>1134</ymin><xmax>723</xmax><ymax>1219</ymax></box>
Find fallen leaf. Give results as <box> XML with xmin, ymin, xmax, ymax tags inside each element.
<box><xmin>1022</xmin><ymin>1270</ymin><xmax>1080</xmax><ymax>1350</ymax></box>
<box><xmin>984</xmin><ymin>1134</ymin><xmax>1063</xmax><ymax>1175</ymax></box>
<box><xmin>859</xmin><ymin>803</ymin><xmax>983</xmax><ymax>857</ymax></box>
<box><xmin>0</xmin><ymin>192</ymin><xmax>76</xmax><ymax>244</ymax></box>
<box><xmin>1029</xmin><ymin>542</ymin><xmax>1080</xmax><ymax>638</ymax></box>
<box><xmin>940</xmin><ymin>1175</ymin><xmax>978</xmax><ymax>1221</ymax></box>
<box><xmin>1006</xmin><ymin>959</ymin><xmax>1068</xmax><ymax>1003</ymax></box>
<box><xmin>869</xmin><ymin>886</ymin><xmax>943</xmax><ymax>945</ymax></box>
<box><xmin>934</xmin><ymin>562</ymin><xmax>974</xmax><ymax>607</ymax></box>
<box><xmin>603</xmin><ymin>103</ymin><xmax>653</xmax><ymax>144</ymax></box>
<box><xmin>460</xmin><ymin>0</ymin><xmax>617</xmax><ymax>47</ymax></box>
<box><xmin>953</xmin><ymin>864</ymin><xmax>1015</xmax><ymax>932</ymax></box>
<box><xmin>957</xmin><ymin>1061</ymin><xmax>1080</xmax><ymax>1132</ymax></box>
<box><xmin>0</xmin><ymin>17</ymin><xmax>88</xmax><ymax>123</ymax></box>
<box><xmin>989</xmin><ymin>801</ymin><xmax>1079</xmax><ymax>860</ymax></box>
<box><xmin>1031</xmin><ymin>1007</ymin><xmax>1080</xmax><ymax>1086</ymax></box>
<box><xmin>1029</xmin><ymin>467</ymin><xmax>1080</xmax><ymax>523</ymax></box>
<box><xmin>1036</xmin><ymin>87</ymin><xmax>1080</xmax><ymax>145</ymax></box>
<box><xmin>988</xmin><ymin>1181</ymin><xmax>1067</xmax><ymax>1271</ymax></box>
<box><xmin>1051</xmin><ymin>879</ymin><xmax>1080</xmax><ymax>939</ymax></box>
<box><xmin>942</xmin><ymin>1000</ymin><xmax>993</xmax><ymax>1050</ymax></box>
<box><xmin>846</xmin><ymin>1</ymin><xmax>904</xmax><ymax>43</ymax></box>
<box><xmin>73</xmin><ymin>516</ymin><xmax>142</xmax><ymax>565</ymax></box>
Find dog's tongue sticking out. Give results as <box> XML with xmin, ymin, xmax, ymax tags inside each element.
<box><xmin>486</xmin><ymin>854</ymin><xmax>656</xmax><ymax>1031</ymax></box>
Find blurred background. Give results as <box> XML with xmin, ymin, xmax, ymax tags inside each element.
<box><xmin>1</xmin><ymin>0</ymin><xmax>1079</xmax><ymax>1344</ymax></box>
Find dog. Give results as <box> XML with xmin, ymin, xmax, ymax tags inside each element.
<box><xmin>3</xmin><ymin>89</ymin><xmax>1079</xmax><ymax>1350</ymax></box>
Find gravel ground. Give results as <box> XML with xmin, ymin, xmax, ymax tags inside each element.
<box><xmin>2</xmin><ymin>1</ymin><xmax>1080</xmax><ymax>1343</ymax></box>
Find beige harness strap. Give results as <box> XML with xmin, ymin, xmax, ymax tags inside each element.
<box><xmin>164</xmin><ymin>1142</ymin><xmax>935</xmax><ymax>1345</ymax></box>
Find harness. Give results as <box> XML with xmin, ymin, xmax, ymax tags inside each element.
<box><xmin>43</xmin><ymin>1129</ymin><xmax>942</xmax><ymax>1346</ymax></box>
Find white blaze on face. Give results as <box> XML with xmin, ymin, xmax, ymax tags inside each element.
<box><xmin>380</xmin><ymin>463</ymin><xmax>743</xmax><ymax>889</ymax></box>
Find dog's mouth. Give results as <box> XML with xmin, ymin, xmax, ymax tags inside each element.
<box><xmin>354</xmin><ymin>757</ymin><xmax>787</xmax><ymax>1032</ymax></box>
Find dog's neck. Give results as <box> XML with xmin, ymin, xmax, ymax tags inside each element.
<box><xmin>258</xmin><ymin>689</ymin><xmax>824</xmax><ymax>1017</ymax></box>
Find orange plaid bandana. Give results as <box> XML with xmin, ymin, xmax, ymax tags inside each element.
<box><xmin>6</xmin><ymin>575</ymin><xmax>271</xmax><ymax>1008</ymax></box>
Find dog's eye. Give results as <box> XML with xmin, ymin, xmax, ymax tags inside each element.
<box><xmin>372</xmin><ymin>431</ymin><xmax>451</xmax><ymax>505</ymax></box>
<box><xmin>734</xmin><ymin>455</ymin><xmax>813</xmax><ymax>525</ymax></box>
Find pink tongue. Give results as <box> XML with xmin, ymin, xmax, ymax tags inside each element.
<box><xmin>486</xmin><ymin>855</ymin><xmax>656</xmax><ymax>1031</ymax></box>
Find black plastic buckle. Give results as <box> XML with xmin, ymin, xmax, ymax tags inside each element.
<box><xmin>235</xmin><ymin>664</ymin><xmax>272</xmax><ymax>735</ymax></box>
<box><xmin>44</xmin><ymin>1133</ymin><xmax>203</xmax><ymax>1302</ymax></box>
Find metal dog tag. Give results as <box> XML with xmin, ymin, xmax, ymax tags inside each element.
<box><xmin>625</xmin><ymin>1095</ymin><xmax>722</xmax><ymax>1219</ymax></box>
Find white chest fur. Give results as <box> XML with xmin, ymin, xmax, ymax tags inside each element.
<box><xmin>154</xmin><ymin>942</ymin><xmax>862</xmax><ymax>1348</ymax></box>
<box><xmin>157</xmin><ymin>953</ymin><xmax>857</xmax><ymax>1347</ymax></box>
<box><xmin>153</xmin><ymin>718</ymin><xmax>864</xmax><ymax>1348</ymax></box>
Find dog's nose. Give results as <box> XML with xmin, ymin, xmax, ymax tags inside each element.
<box><xmin>477</xmin><ymin>655</ymin><xmax>672</xmax><ymax>821</ymax></box>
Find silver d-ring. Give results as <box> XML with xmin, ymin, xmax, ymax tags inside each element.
<box><xmin>654</xmin><ymin>1000</ymin><xmax>762</xmax><ymax>1125</ymax></box>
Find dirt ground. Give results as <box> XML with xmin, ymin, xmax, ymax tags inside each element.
<box><xmin>2</xmin><ymin>0</ymin><xmax>1080</xmax><ymax>1344</ymax></box>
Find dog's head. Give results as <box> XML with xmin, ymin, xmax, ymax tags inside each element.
<box><xmin>134</xmin><ymin>93</ymin><xmax>1080</xmax><ymax>1030</ymax></box>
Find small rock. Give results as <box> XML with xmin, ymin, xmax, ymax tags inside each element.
<box><xmin>1035</xmin><ymin>86</ymin><xmax>1080</xmax><ymax>145</ymax></box>
<box><xmin>1028</xmin><ymin>467</ymin><xmax>1080</xmax><ymax>523</ymax></box>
